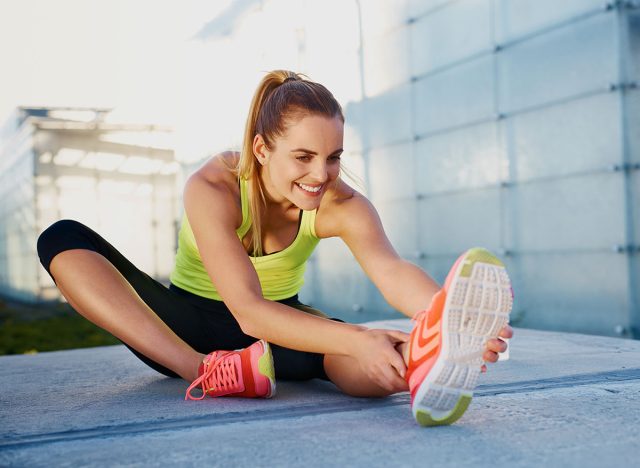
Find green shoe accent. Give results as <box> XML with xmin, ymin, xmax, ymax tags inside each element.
<box><xmin>258</xmin><ymin>343</ymin><xmax>275</xmax><ymax>381</ymax></box>
<box><xmin>460</xmin><ymin>247</ymin><xmax>504</xmax><ymax>277</ymax></box>
<box><xmin>415</xmin><ymin>395</ymin><xmax>473</xmax><ymax>427</ymax></box>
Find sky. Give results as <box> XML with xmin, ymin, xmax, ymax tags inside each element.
<box><xmin>0</xmin><ymin>0</ymin><xmax>232</xmax><ymax>126</ymax></box>
<box><xmin>0</xmin><ymin>0</ymin><xmax>365</xmax><ymax>163</ymax></box>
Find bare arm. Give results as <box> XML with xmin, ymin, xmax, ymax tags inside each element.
<box><xmin>330</xmin><ymin>192</ymin><xmax>440</xmax><ymax>318</ymax></box>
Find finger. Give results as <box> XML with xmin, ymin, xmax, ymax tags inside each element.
<box><xmin>483</xmin><ymin>350</ymin><xmax>498</xmax><ymax>363</ymax></box>
<box><xmin>499</xmin><ymin>324</ymin><xmax>513</xmax><ymax>339</ymax></box>
<box><xmin>486</xmin><ymin>339</ymin><xmax>508</xmax><ymax>353</ymax></box>
<box><xmin>387</xmin><ymin>330</ymin><xmax>410</xmax><ymax>343</ymax></box>
<box><xmin>388</xmin><ymin>347</ymin><xmax>408</xmax><ymax>379</ymax></box>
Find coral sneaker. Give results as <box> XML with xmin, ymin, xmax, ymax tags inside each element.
<box><xmin>185</xmin><ymin>339</ymin><xmax>276</xmax><ymax>400</ymax></box>
<box><xmin>406</xmin><ymin>248</ymin><xmax>513</xmax><ymax>426</ymax></box>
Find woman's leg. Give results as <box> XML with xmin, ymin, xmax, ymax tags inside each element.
<box><xmin>323</xmin><ymin>345</ymin><xmax>408</xmax><ymax>398</ymax></box>
<box><xmin>285</xmin><ymin>299</ymin><xmax>408</xmax><ymax>397</ymax></box>
<box><xmin>38</xmin><ymin>220</ymin><xmax>204</xmax><ymax>382</ymax></box>
<box><xmin>50</xmin><ymin>250</ymin><xmax>202</xmax><ymax>381</ymax></box>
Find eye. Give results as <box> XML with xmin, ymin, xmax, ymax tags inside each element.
<box><xmin>296</xmin><ymin>155</ymin><xmax>311</xmax><ymax>161</ymax></box>
<box><xmin>329</xmin><ymin>155</ymin><xmax>342</xmax><ymax>162</ymax></box>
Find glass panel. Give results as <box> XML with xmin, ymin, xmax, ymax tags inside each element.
<box><xmin>631</xmin><ymin>254</ymin><xmax>640</xmax><ymax>337</ymax></box>
<box><xmin>627</xmin><ymin>11</ymin><xmax>640</xmax><ymax>81</ymax></box>
<box><xmin>364</xmin><ymin>27</ymin><xmax>411</xmax><ymax>97</ymax></box>
<box><xmin>627</xmin><ymin>89</ymin><xmax>640</xmax><ymax>164</ymax></box>
<box><xmin>509</xmin><ymin>92</ymin><xmax>623</xmax><ymax>181</ymax></box>
<box><xmin>505</xmin><ymin>172</ymin><xmax>626</xmax><ymax>251</ymax></box>
<box><xmin>313</xmin><ymin>238</ymin><xmax>372</xmax><ymax>318</ymax></box>
<box><xmin>416</xmin><ymin>254</ymin><xmax>461</xmax><ymax>286</ymax></box>
<box><xmin>495</xmin><ymin>0</ymin><xmax>607</xmax><ymax>43</ymax></box>
<box><xmin>410</xmin><ymin>0</ymin><xmax>492</xmax><ymax>76</ymax></box>
<box><xmin>299</xmin><ymin>256</ymin><xmax>317</xmax><ymax>306</ymax></box>
<box><xmin>414</xmin><ymin>54</ymin><xmax>495</xmax><ymax>134</ymax></box>
<box><xmin>408</xmin><ymin>0</ymin><xmax>455</xmax><ymax>19</ymax></box>
<box><xmin>364</xmin><ymin>83</ymin><xmax>413</xmax><ymax>147</ymax></box>
<box><xmin>632</xmin><ymin>171</ymin><xmax>640</xmax><ymax>246</ymax></box>
<box><xmin>509</xmin><ymin>252</ymin><xmax>629</xmax><ymax>337</ymax></box>
<box><xmin>498</xmin><ymin>12</ymin><xmax>618</xmax><ymax>113</ymax></box>
<box><xmin>360</xmin><ymin>0</ymin><xmax>410</xmax><ymax>38</ymax></box>
<box><xmin>415</xmin><ymin>121</ymin><xmax>504</xmax><ymax>194</ymax></box>
<box><xmin>418</xmin><ymin>188</ymin><xmax>502</xmax><ymax>253</ymax></box>
<box><xmin>369</xmin><ymin>141</ymin><xmax>414</xmax><ymax>203</ymax></box>
<box><xmin>375</xmin><ymin>198</ymin><xmax>418</xmax><ymax>257</ymax></box>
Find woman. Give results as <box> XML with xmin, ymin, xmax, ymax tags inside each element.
<box><xmin>37</xmin><ymin>70</ymin><xmax>513</xmax><ymax>427</ymax></box>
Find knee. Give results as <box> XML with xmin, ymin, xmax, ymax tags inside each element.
<box><xmin>37</xmin><ymin>219</ymin><xmax>91</xmax><ymax>270</ymax></box>
<box><xmin>37</xmin><ymin>220</ymin><xmax>82</xmax><ymax>254</ymax></box>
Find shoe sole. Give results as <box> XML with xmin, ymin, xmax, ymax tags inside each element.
<box><xmin>412</xmin><ymin>248</ymin><xmax>513</xmax><ymax>426</ymax></box>
<box><xmin>257</xmin><ymin>340</ymin><xmax>277</xmax><ymax>398</ymax></box>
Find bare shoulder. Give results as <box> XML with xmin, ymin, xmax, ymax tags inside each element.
<box><xmin>193</xmin><ymin>151</ymin><xmax>240</xmax><ymax>188</ymax></box>
<box><xmin>315</xmin><ymin>178</ymin><xmax>377</xmax><ymax>238</ymax></box>
<box><xmin>183</xmin><ymin>151</ymin><xmax>242</xmax><ymax>227</ymax></box>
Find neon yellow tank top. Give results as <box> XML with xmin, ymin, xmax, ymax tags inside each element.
<box><xmin>170</xmin><ymin>178</ymin><xmax>320</xmax><ymax>301</ymax></box>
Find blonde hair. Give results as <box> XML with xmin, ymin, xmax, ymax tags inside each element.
<box><xmin>232</xmin><ymin>70</ymin><xmax>345</xmax><ymax>257</ymax></box>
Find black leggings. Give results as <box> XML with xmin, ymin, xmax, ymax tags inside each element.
<box><xmin>36</xmin><ymin>219</ymin><xmax>337</xmax><ymax>381</ymax></box>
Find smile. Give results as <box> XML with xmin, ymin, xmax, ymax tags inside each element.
<box><xmin>295</xmin><ymin>182</ymin><xmax>323</xmax><ymax>193</ymax></box>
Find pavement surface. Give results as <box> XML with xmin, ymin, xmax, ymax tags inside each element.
<box><xmin>1</xmin><ymin>319</ymin><xmax>639</xmax><ymax>467</ymax></box>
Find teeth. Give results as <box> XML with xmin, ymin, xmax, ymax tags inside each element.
<box><xmin>297</xmin><ymin>183</ymin><xmax>322</xmax><ymax>193</ymax></box>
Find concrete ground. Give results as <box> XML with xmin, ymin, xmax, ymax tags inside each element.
<box><xmin>1</xmin><ymin>319</ymin><xmax>639</xmax><ymax>467</ymax></box>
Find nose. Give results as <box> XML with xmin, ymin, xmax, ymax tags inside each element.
<box><xmin>310</xmin><ymin>160</ymin><xmax>328</xmax><ymax>183</ymax></box>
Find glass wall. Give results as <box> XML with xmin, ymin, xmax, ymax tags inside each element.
<box><xmin>322</xmin><ymin>0</ymin><xmax>639</xmax><ymax>337</ymax></box>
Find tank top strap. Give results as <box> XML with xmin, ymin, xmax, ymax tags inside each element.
<box><xmin>303</xmin><ymin>207</ymin><xmax>319</xmax><ymax>239</ymax></box>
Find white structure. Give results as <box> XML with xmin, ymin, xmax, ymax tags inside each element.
<box><xmin>0</xmin><ymin>107</ymin><xmax>180</xmax><ymax>302</ymax></box>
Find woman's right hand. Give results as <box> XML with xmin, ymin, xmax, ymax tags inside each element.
<box><xmin>350</xmin><ymin>328</ymin><xmax>410</xmax><ymax>393</ymax></box>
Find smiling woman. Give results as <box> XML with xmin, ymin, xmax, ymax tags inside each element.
<box><xmin>36</xmin><ymin>70</ymin><xmax>513</xmax><ymax>427</ymax></box>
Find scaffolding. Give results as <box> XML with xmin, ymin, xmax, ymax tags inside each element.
<box><xmin>0</xmin><ymin>107</ymin><xmax>180</xmax><ymax>303</ymax></box>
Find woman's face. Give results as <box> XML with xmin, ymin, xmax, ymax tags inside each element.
<box><xmin>254</xmin><ymin>114</ymin><xmax>344</xmax><ymax>211</ymax></box>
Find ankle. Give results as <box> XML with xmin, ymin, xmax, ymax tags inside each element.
<box><xmin>185</xmin><ymin>353</ymin><xmax>205</xmax><ymax>382</ymax></box>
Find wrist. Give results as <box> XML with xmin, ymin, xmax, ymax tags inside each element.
<box><xmin>343</xmin><ymin>325</ymin><xmax>368</xmax><ymax>356</ymax></box>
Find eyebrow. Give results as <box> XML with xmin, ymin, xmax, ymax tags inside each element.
<box><xmin>290</xmin><ymin>148</ymin><xmax>343</xmax><ymax>156</ymax></box>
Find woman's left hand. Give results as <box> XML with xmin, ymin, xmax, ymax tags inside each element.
<box><xmin>480</xmin><ymin>324</ymin><xmax>513</xmax><ymax>373</ymax></box>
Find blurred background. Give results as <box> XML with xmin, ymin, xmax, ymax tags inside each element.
<box><xmin>0</xmin><ymin>0</ymin><xmax>638</xmax><ymax>354</ymax></box>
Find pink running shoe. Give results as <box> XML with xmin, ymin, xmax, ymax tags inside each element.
<box><xmin>185</xmin><ymin>339</ymin><xmax>276</xmax><ymax>400</ymax></box>
<box><xmin>405</xmin><ymin>247</ymin><xmax>513</xmax><ymax>426</ymax></box>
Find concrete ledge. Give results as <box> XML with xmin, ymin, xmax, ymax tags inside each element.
<box><xmin>1</xmin><ymin>320</ymin><xmax>639</xmax><ymax>467</ymax></box>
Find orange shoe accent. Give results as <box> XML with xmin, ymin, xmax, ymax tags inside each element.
<box><xmin>406</xmin><ymin>290</ymin><xmax>446</xmax><ymax>391</ymax></box>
